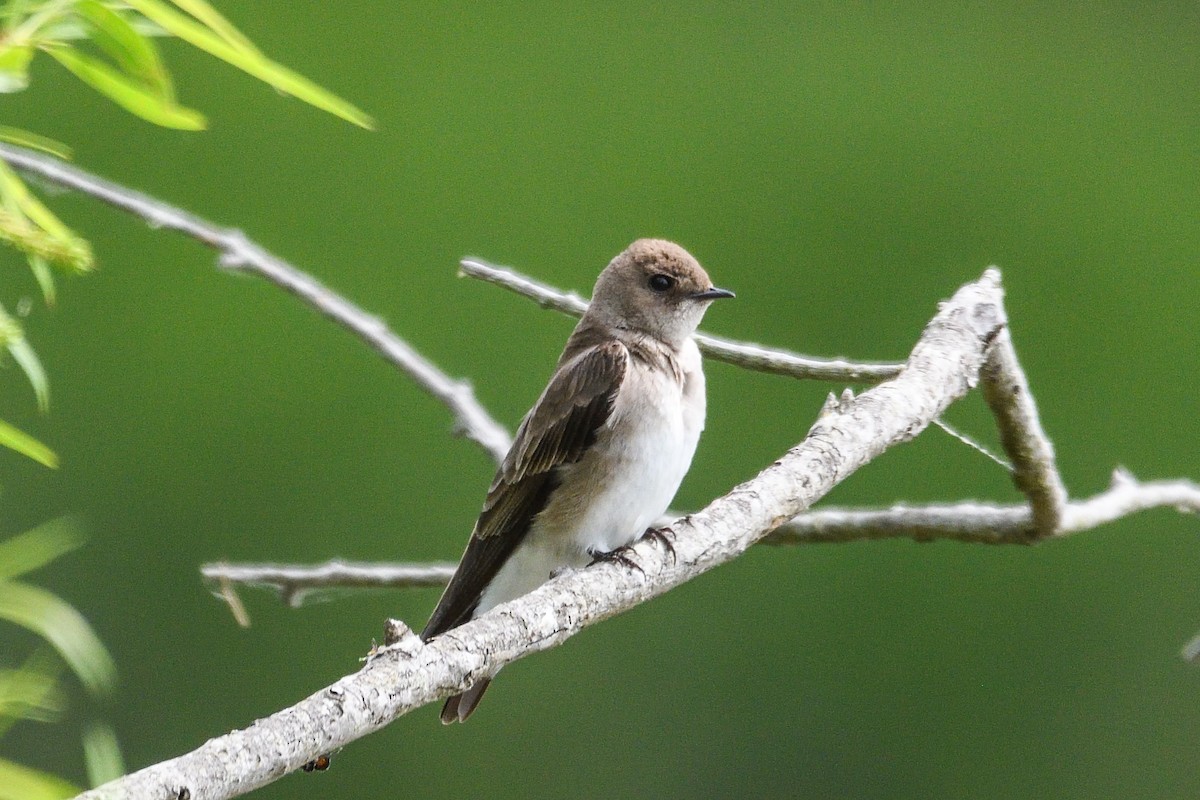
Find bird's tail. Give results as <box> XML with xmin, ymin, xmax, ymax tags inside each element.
<box><xmin>440</xmin><ymin>677</ymin><xmax>493</xmax><ymax>724</ymax></box>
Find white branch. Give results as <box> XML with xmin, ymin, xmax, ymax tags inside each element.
<box><xmin>766</xmin><ymin>470</ymin><xmax>1199</xmax><ymax>544</ymax></box>
<box><xmin>0</xmin><ymin>143</ymin><xmax>513</xmax><ymax>464</ymax></box>
<box><xmin>200</xmin><ymin>560</ymin><xmax>457</xmax><ymax>607</ymax></box>
<box><xmin>0</xmin><ymin>142</ymin><xmax>908</xmax><ymax>460</ymax></box>
<box><xmin>19</xmin><ymin>143</ymin><xmax>1192</xmax><ymax>800</ymax></box>
<box><xmin>459</xmin><ymin>257</ymin><xmax>904</xmax><ymax>382</ymax></box>
<box><xmin>77</xmin><ymin>269</ymin><xmax>1005</xmax><ymax>800</ymax></box>
<box><xmin>200</xmin><ymin>472</ymin><xmax>1200</xmax><ymax>600</ymax></box>
<box><xmin>1055</xmin><ymin>468</ymin><xmax>1200</xmax><ymax>532</ymax></box>
<box><xmin>979</xmin><ymin>325</ymin><xmax>1069</xmax><ymax>534</ymax></box>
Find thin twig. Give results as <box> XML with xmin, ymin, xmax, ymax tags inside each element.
<box><xmin>930</xmin><ymin>417</ymin><xmax>1013</xmax><ymax>471</ymax></box>
<box><xmin>200</xmin><ymin>473</ymin><xmax>1200</xmax><ymax>598</ymax></box>
<box><xmin>77</xmin><ymin>269</ymin><xmax>1007</xmax><ymax>800</ymax></box>
<box><xmin>214</xmin><ymin>576</ymin><xmax>251</xmax><ymax>628</ymax></box>
<box><xmin>0</xmin><ymin>143</ymin><xmax>513</xmax><ymax>463</ymax></box>
<box><xmin>766</xmin><ymin>470</ymin><xmax>1199</xmax><ymax>544</ymax></box>
<box><xmin>201</xmin><ymin>560</ymin><xmax>457</xmax><ymax>606</ymax></box>
<box><xmin>22</xmin><ymin>144</ymin><xmax>1193</xmax><ymax>800</ymax></box>
<box><xmin>459</xmin><ymin>257</ymin><xmax>904</xmax><ymax>382</ymax></box>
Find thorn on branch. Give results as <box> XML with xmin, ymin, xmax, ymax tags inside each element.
<box><xmin>218</xmin><ymin>252</ymin><xmax>245</xmax><ymax>269</ymax></box>
<box><xmin>1110</xmin><ymin>466</ymin><xmax>1135</xmax><ymax>489</ymax></box>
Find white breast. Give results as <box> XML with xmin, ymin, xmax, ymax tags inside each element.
<box><xmin>575</xmin><ymin>340</ymin><xmax>704</xmax><ymax>551</ymax></box>
<box><xmin>475</xmin><ymin>338</ymin><xmax>706</xmax><ymax>616</ymax></box>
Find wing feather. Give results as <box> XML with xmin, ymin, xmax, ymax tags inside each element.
<box><xmin>422</xmin><ymin>340</ymin><xmax>628</xmax><ymax>639</ymax></box>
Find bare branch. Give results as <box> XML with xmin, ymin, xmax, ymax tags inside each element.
<box><xmin>0</xmin><ymin>143</ymin><xmax>512</xmax><ymax>464</ymax></box>
<box><xmin>21</xmin><ymin>143</ymin><xmax>1190</xmax><ymax>799</ymax></box>
<box><xmin>458</xmin><ymin>256</ymin><xmax>590</xmax><ymax>315</ymax></box>
<box><xmin>200</xmin><ymin>560</ymin><xmax>457</xmax><ymax>606</ymax></box>
<box><xmin>979</xmin><ymin>325</ymin><xmax>1069</xmax><ymax>535</ymax></box>
<box><xmin>200</xmin><ymin>472</ymin><xmax>1200</xmax><ymax>600</ymax></box>
<box><xmin>766</xmin><ymin>471</ymin><xmax>1199</xmax><ymax>544</ymax></box>
<box><xmin>1055</xmin><ymin>467</ymin><xmax>1199</xmax><ymax>532</ymax></box>
<box><xmin>459</xmin><ymin>257</ymin><xmax>904</xmax><ymax>382</ymax></box>
<box><xmin>77</xmin><ymin>269</ymin><xmax>1004</xmax><ymax>800</ymax></box>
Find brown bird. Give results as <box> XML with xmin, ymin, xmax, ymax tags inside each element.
<box><xmin>422</xmin><ymin>239</ymin><xmax>733</xmax><ymax>722</ymax></box>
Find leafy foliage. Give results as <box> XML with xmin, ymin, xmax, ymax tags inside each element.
<box><xmin>0</xmin><ymin>3</ymin><xmax>372</xmax><ymax>790</ymax></box>
<box><xmin>0</xmin><ymin>0</ymin><xmax>373</xmax><ymax>130</ymax></box>
<box><xmin>0</xmin><ymin>519</ymin><xmax>119</xmax><ymax>798</ymax></box>
<box><xmin>0</xmin><ymin>0</ymin><xmax>374</xmax><ymax>464</ymax></box>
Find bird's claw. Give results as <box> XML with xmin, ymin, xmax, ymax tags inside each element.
<box><xmin>588</xmin><ymin>545</ymin><xmax>644</xmax><ymax>575</ymax></box>
<box><xmin>642</xmin><ymin>527</ymin><xmax>676</xmax><ymax>564</ymax></box>
<box><xmin>589</xmin><ymin>527</ymin><xmax>675</xmax><ymax>573</ymax></box>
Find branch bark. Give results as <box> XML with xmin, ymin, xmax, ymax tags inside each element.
<box><xmin>979</xmin><ymin>326</ymin><xmax>1068</xmax><ymax>535</ymax></box>
<box><xmin>76</xmin><ymin>268</ymin><xmax>1004</xmax><ymax>800</ymax></box>
<box><xmin>0</xmin><ymin>143</ymin><xmax>513</xmax><ymax>464</ymax></box>
<box><xmin>200</xmin><ymin>560</ymin><xmax>457</xmax><ymax>606</ymax></box>
<box><xmin>459</xmin><ymin>257</ymin><xmax>904</xmax><ymax>382</ymax></box>
<box><xmin>765</xmin><ymin>469</ymin><xmax>1199</xmax><ymax>544</ymax></box>
<box><xmin>17</xmin><ymin>143</ymin><xmax>1193</xmax><ymax>799</ymax></box>
<box><xmin>200</xmin><ymin>470</ymin><xmax>1200</xmax><ymax>600</ymax></box>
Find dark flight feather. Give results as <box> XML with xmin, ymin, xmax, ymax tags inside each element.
<box><xmin>421</xmin><ymin>338</ymin><xmax>629</xmax><ymax>642</ymax></box>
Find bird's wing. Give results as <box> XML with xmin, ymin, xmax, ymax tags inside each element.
<box><xmin>421</xmin><ymin>339</ymin><xmax>629</xmax><ymax>639</ymax></box>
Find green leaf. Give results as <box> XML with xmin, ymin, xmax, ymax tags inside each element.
<box><xmin>0</xmin><ymin>161</ymin><xmax>69</xmax><ymax>239</ymax></box>
<box><xmin>29</xmin><ymin>254</ymin><xmax>56</xmax><ymax>306</ymax></box>
<box><xmin>43</xmin><ymin>45</ymin><xmax>206</xmax><ymax>130</ymax></box>
<box><xmin>0</xmin><ymin>45</ymin><xmax>33</xmax><ymax>92</ymax></box>
<box><xmin>0</xmin><ymin>303</ymin><xmax>49</xmax><ymax>411</ymax></box>
<box><xmin>123</xmin><ymin>0</ymin><xmax>375</xmax><ymax>129</ymax></box>
<box><xmin>0</xmin><ymin>417</ymin><xmax>58</xmax><ymax>468</ymax></box>
<box><xmin>7</xmin><ymin>333</ymin><xmax>50</xmax><ymax>414</ymax></box>
<box><xmin>0</xmin><ymin>581</ymin><xmax>116</xmax><ymax>697</ymax></box>
<box><xmin>0</xmin><ymin>757</ymin><xmax>78</xmax><ymax>800</ymax></box>
<box><xmin>0</xmin><ymin>126</ymin><xmax>71</xmax><ymax>159</ymax></box>
<box><xmin>40</xmin><ymin>16</ymin><xmax>168</xmax><ymax>42</ymax></box>
<box><xmin>0</xmin><ymin>518</ymin><xmax>87</xmax><ymax>581</ymax></box>
<box><xmin>3</xmin><ymin>0</ymin><xmax>76</xmax><ymax>48</ymax></box>
<box><xmin>83</xmin><ymin>721</ymin><xmax>125</xmax><ymax>787</ymax></box>
<box><xmin>0</xmin><ymin>160</ymin><xmax>94</xmax><ymax>271</ymax></box>
<box><xmin>0</xmin><ymin>652</ymin><xmax>67</xmax><ymax>730</ymax></box>
<box><xmin>0</xmin><ymin>671</ymin><xmax>64</xmax><ymax>724</ymax></box>
<box><xmin>74</xmin><ymin>0</ymin><xmax>173</xmax><ymax>99</ymax></box>
<box><xmin>2</xmin><ymin>1</ymin><xmax>34</xmax><ymax>32</ymax></box>
<box><xmin>170</xmin><ymin>0</ymin><xmax>260</xmax><ymax>56</ymax></box>
<box><xmin>0</xmin><ymin>207</ymin><xmax>92</xmax><ymax>273</ymax></box>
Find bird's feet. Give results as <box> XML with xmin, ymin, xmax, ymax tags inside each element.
<box><xmin>588</xmin><ymin>544</ymin><xmax>644</xmax><ymax>575</ymax></box>
<box><xmin>588</xmin><ymin>528</ymin><xmax>676</xmax><ymax>573</ymax></box>
<box><xmin>641</xmin><ymin>526</ymin><xmax>676</xmax><ymax>564</ymax></box>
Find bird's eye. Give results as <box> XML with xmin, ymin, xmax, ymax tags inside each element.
<box><xmin>648</xmin><ymin>274</ymin><xmax>675</xmax><ymax>292</ymax></box>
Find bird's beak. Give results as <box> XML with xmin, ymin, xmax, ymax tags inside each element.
<box><xmin>691</xmin><ymin>287</ymin><xmax>736</xmax><ymax>301</ymax></box>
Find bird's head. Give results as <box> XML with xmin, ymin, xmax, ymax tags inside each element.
<box><xmin>589</xmin><ymin>239</ymin><xmax>734</xmax><ymax>345</ymax></box>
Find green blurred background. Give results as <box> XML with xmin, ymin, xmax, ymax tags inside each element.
<box><xmin>6</xmin><ymin>2</ymin><xmax>1200</xmax><ymax>797</ymax></box>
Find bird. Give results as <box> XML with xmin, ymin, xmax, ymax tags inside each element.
<box><xmin>421</xmin><ymin>239</ymin><xmax>734</xmax><ymax>723</ymax></box>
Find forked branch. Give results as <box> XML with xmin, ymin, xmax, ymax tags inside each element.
<box><xmin>202</xmin><ymin>469</ymin><xmax>1200</xmax><ymax>601</ymax></box>
<box><xmin>79</xmin><ymin>268</ymin><xmax>1006</xmax><ymax>800</ymax></box>
<box><xmin>6</xmin><ymin>144</ymin><xmax>1191</xmax><ymax>800</ymax></box>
